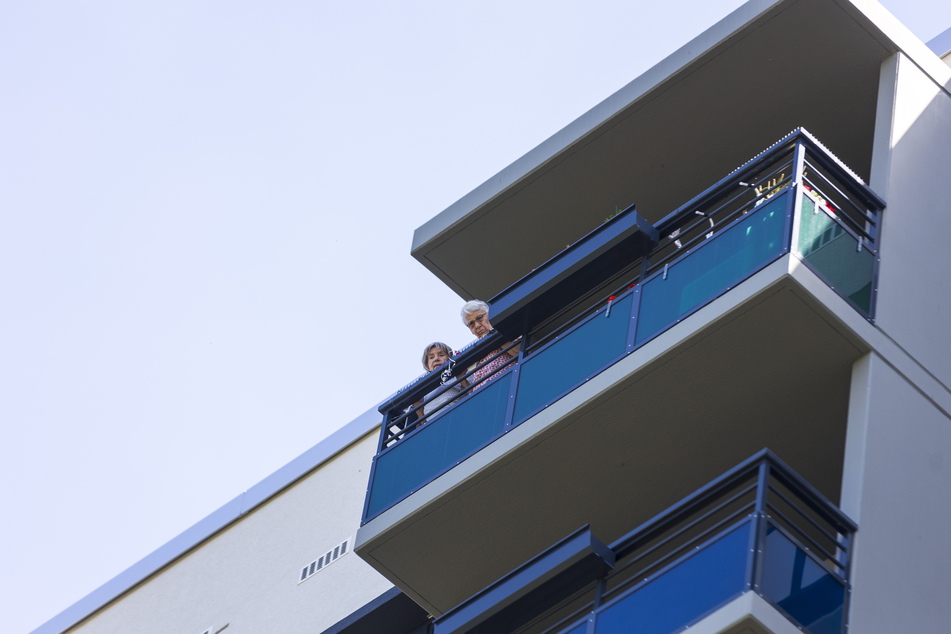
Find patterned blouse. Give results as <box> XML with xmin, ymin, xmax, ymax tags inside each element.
<box><xmin>471</xmin><ymin>337</ymin><xmax>521</xmax><ymax>390</ymax></box>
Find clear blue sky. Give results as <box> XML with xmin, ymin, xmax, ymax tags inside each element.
<box><xmin>2</xmin><ymin>1</ymin><xmax>948</xmax><ymax>632</ymax></box>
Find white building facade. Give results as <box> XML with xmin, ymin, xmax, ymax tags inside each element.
<box><xmin>35</xmin><ymin>1</ymin><xmax>951</xmax><ymax>633</ymax></box>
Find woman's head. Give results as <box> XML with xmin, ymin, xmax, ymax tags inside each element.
<box><xmin>421</xmin><ymin>342</ymin><xmax>453</xmax><ymax>371</ymax></box>
<box><xmin>461</xmin><ymin>300</ymin><xmax>492</xmax><ymax>338</ymax></box>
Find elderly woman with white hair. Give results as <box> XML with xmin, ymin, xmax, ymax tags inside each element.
<box><xmin>461</xmin><ymin>300</ymin><xmax>520</xmax><ymax>389</ymax></box>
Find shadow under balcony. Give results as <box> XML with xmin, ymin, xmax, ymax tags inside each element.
<box><xmin>355</xmin><ymin>130</ymin><xmax>883</xmax><ymax>617</ymax></box>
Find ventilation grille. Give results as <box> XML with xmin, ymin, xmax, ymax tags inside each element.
<box><xmin>299</xmin><ymin>537</ymin><xmax>351</xmax><ymax>583</ymax></box>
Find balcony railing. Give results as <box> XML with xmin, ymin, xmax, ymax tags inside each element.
<box><xmin>433</xmin><ymin>450</ymin><xmax>857</xmax><ymax>634</ymax></box>
<box><xmin>363</xmin><ymin>128</ymin><xmax>885</xmax><ymax>524</ymax></box>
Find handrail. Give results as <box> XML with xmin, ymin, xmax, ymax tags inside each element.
<box><xmin>379</xmin><ymin>338</ymin><xmax>520</xmax><ymax>447</ymax></box>
<box><xmin>489</xmin><ymin>202</ymin><xmax>657</xmax><ymax>340</ymax></box>
<box><xmin>610</xmin><ymin>448</ymin><xmax>769</xmax><ymax>559</ymax></box>
<box><xmin>377</xmin><ymin>329</ymin><xmax>506</xmax><ymax>414</ymax></box>
<box><xmin>654</xmin><ymin>128</ymin><xmax>883</xmax><ymax>237</ymax></box>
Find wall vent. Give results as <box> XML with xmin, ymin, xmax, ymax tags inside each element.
<box><xmin>299</xmin><ymin>537</ymin><xmax>351</xmax><ymax>583</ymax></box>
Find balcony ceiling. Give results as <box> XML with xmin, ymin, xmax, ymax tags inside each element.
<box><xmin>412</xmin><ymin>0</ymin><xmax>903</xmax><ymax>300</ymax></box>
<box><xmin>356</xmin><ymin>268</ymin><xmax>869</xmax><ymax>615</ymax></box>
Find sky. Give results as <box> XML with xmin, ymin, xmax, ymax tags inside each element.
<box><xmin>2</xmin><ymin>1</ymin><xmax>949</xmax><ymax>632</ymax></box>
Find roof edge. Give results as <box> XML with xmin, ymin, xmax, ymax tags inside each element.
<box><xmin>31</xmin><ymin>408</ymin><xmax>382</xmax><ymax>634</ymax></box>
<box><xmin>927</xmin><ymin>26</ymin><xmax>951</xmax><ymax>59</ymax></box>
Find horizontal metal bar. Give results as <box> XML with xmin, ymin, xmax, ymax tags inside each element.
<box><xmin>766</xmin><ymin>483</ymin><xmax>845</xmax><ymax>548</ymax></box>
<box><xmin>767</xmin><ymin>460</ymin><xmax>857</xmax><ymax>533</ymax></box>
<box><xmin>603</xmin><ymin>518</ymin><xmax>751</xmax><ymax>609</ymax></box>
<box><xmin>378</xmin><ymin>330</ymin><xmax>508</xmax><ymax>413</ymax></box>
<box><xmin>513</xmin><ymin>583</ymin><xmax>597</xmax><ymax>634</ymax></box>
<box><xmin>609</xmin><ymin>450</ymin><xmax>772</xmax><ymax>558</ymax></box>
<box><xmin>607</xmin><ymin>503</ymin><xmax>754</xmax><ymax>597</ymax></box>
<box><xmin>653</xmin><ymin>133</ymin><xmax>800</xmax><ymax>233</ymax></box>
<box><xmin>800</xmin><ymin>183</ymin><xmax>878</xmax><ymax>247</ymax></box>
<box><xmin>765</xmin><ymin>504</ymin><xmax>845</xmax><ymax>570</ymax></box>
<box><xmin>378</xmin><ymin>343</ymin><xmax>520</xmax><ymax>447</ymax></box>
<box><xmin>765</xmin><ymin>519</ymin><xmax>849</xmax><ymax>584</ymax></box>
<box><xmin>609</xmin><ymin>485</ymin><xmax>756</xmax><ymax>575</ymax></box>
<box><xmin>802</xmin><ymin>163</ymin><xmax>879</xmax><ymax>227</ymax></box>
<box><xmin>797</xmin><ymin>129</ymin><xmax>885</xmax><ymax>209</ymax></box>
<box><xmin>524</xmin><ymin>285</ymin><xmax>637</xmax><ymax>358</ymax></box>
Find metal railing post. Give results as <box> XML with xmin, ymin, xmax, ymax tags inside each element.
<box><xmin>503</xmin><ymin>340</ymin><xmax>525</xmax><ymax>428</ymax></box>
<box><xmin>748</xmin><ymin>459</ymin><xmax>771</xmax><ymax>593</ymax></box>
<box><xmin>787</xmin><ymin>140</ymin><xmax>808</xmax><ymax>254</ymax></box>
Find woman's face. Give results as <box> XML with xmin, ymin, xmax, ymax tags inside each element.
<box><xmin>426</xmin><ymin>347</ymin><xmax>451</xmax><ymax>371</ymax></box>
<box><xmin>465</xmin><ymin>310</ymin><xmax>492</xmax><ymax>339</ymax></box>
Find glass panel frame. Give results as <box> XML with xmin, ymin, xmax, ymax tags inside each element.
<box><xmin>366</xmin><ymin>370</ymin><xmax>514</xmax><ymax>518</ymax></box>
<box><xmin>635</xmin><ymin>191</ymin><xmax>792</xmax><ymax>346</ymax></box>
<box><xmin>795</xmin><ymin>191</ymin><xmax>877</xmax><ymax>318</ymax></box>
<box><xmin>760</xmin><ymin>521</ymin><xmax>848</xmax><ymax>634</ymax></box>
<box><xmin>592</xmin><ymin>522</ymin><xmax>751</xmax><ymax>634</ymax></box>
<box><xmin>513</xmin><ymin>294</ymin><xmax>634</xmax><ymax>424</ymax></box>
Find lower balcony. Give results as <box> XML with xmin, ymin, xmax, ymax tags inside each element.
<box><xmin>355</xmin><ymin>130</ymin><xmax>882</xmax><ymax>617</ymax></box>
<box><xmin>434</xmin><ymin>451</ymin><xmax>856</xmax><ymax>634</ymax></box>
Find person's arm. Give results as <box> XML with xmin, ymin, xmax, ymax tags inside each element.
<box><xmin>411</xmin><ymin>398</ymin><xmax>425</xmax><ymax>423</ymax></box>
<box><xmin>450</xmin><ymin>360</ymin><xmax>469</xmax><ymax>389</ymax></box>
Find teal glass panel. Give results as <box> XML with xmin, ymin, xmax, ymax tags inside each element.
<box><xmin>797</xmin><ymin>194</ymin><xmax>875</xmax><ymax>316</ymax></box>
<box><xmin>635</xmin><ymin>194</ymin><xmax>788</xmax><ymax>344</ymax></box>
<box><xmin>761</xmin><ymin>526</ymin><xmax>845</xmax><ymax>634</ymax></box>
<box><xmin>594</xmin><ymin>523</ymin><xmax>750</xmax><ymax>634</ymax></box>
<box><xmin>366</xmin><ymin>372</ymin><xmax>513</xmax><ymax>519</ymax></box>
<box><xmin>513</xmin><ymin>294</ymin><xmax>632</xmax><ymax>422</ymax></box>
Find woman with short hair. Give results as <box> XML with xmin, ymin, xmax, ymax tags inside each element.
<box><xmin>419</xmin><ymin>342</ymin><xmax>466</xmax><ymax>418</ymax></box>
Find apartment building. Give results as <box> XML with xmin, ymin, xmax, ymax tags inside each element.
<box><xmin>34</xmin><ymin>0</ymin><xmax>951</xmax><ymax>632</ymax></box>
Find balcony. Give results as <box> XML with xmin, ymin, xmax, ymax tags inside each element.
<box><xmin>433</xmin><ymin>451</ymin><xmax>857</xmax><ymax>634</ymax></box>
<box><xmin>355</xmin><ymin>129</ymin><xmax>883</xmax><ymax>617</ymax></box>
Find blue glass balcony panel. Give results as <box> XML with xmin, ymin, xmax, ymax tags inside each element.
<box><xmin>366</xmin><ymin>372</ymin><xmax>513</xmax><ymax>518</ymax></box>
<box><xmin>796</xmin><ymin>194</ymin><xmax>875</xmax><ymax>317</ymax></box>
<box><xmin>593</xmin><ymin>522</ymin><xmax>750</xmax><ymax>634</ymax></box>
<box><xmin>761</xmin><ymin>525</ymin><xmax>846</xmax><ymax>634</ymax></box>
<box><xmin>635</xmin><ymin>193</ymin><xmax>789</xmax><ymax>345</ymax></box>
<box><xmin>513</xmin><ymin>294</ymin><xmax>633</xmax><ymax>423</ymax></box>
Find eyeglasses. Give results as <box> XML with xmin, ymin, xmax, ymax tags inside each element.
<box><xmin>466</xmin><ymin>313</ymin><xmax>488</xmax><ymax>330</ymax></box>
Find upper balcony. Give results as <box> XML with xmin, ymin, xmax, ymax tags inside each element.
<box><xmin>355</xmin><ymin>129</ymin><xmax>884</xmax><ymax>617</ymax></box>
